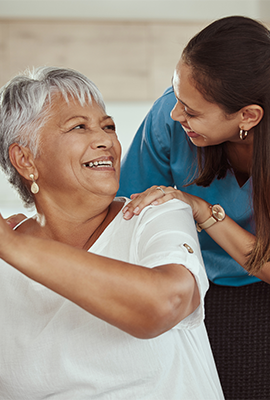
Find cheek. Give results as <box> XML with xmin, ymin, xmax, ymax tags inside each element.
<box><xmin>113</xmin><ymin>138</ymin><xmax>122</xmax><ymax>159</ymax></box>
<box><xmin>115</xmin><ymin>156</ymin><xmax>122</xmax><ymax>180</ymax></box>
<box><xmin>189</xmin><ymin>114</ymin><xmax>221</xmax><ymax>135</ymax></box>
<box><xmin>37</xmin><ymin>143</ymin><xmax>74</xmax><ymax>181</ymax></box>
<box><xmin>112</xmin><ymin>141</ymin><xmax>122</xmax><ymax>180</ymax></box>
<box><xmin>187</xmin><ymin>118</ymin><xmax>206</xmax><ymax>133</ymax></box>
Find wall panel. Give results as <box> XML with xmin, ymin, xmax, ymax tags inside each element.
<box><xmin>0</xmin><ymin>19</ymin><xmax>208</xmax><ymax>101</ymax></box>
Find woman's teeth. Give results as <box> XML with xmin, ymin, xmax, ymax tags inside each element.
<box><xmin>83</xmin><ymin>160</ymin><xmax>113</xmax><ymax>168</ymax></box>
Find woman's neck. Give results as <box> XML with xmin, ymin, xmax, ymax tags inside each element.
<box><xmin>17</xmin><ymin>198</ymin><xmax>125</xmax><ymax>250</ymax></box>
<box><xmin>226</xmin><ymin>139</ymin><xmax>253</xmax><ymax>187</ymax></box>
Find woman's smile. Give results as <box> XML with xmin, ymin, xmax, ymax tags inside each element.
<box><xmin>181</xmin><ymin>124</ymin><xmax>204</xmax><ymax>140</ymax></box>
<box><xmin>82</xmin><ymin>156</ymin><xmax>114</xmax><ymax>170</ymax></box>
<box><xmin>182</xmin><ymin>127</ymin><xmax>201</xmax><ymax>139</ymax></box>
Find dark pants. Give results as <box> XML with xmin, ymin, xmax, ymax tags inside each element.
<box><xmin>205</xmin><ymin>281</ymin><xmax>270</xmax><ymax>400</ymax></box>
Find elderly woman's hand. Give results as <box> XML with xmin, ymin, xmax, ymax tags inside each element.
<box><xmin>0</xmin><ymin>213</ymin><xmax>18</xmax><ymax>258</ymax></box>
<box><xmin>5</xmin><ymin>214</ymin><xmax>27</xmax><ymax>229</ymax></box>
<box><xmin>122</xmin><ymin>185</ymin><xmax>207</xmax><ymax>222</ymax></box>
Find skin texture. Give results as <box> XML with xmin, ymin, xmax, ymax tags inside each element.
<box><xmin>1</xmin><ymin>93</ymin><xmax>200</xmax><ymax>339</ymax></box>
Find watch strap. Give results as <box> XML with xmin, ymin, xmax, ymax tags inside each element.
<box><xmin>196</xmin><ymin>216</ymin><xmax>217</xmax><ymax>232</ymax></box>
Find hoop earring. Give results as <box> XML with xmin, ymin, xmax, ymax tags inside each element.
<box><xmin>29</xmin><ymin>174</ymin><xmax>39</xmax><ymax>194</ymax></box>
<box><xmin>239</xmin><ymin>129</ymin><xmax>248</xmax><ymax>140</ymax></box>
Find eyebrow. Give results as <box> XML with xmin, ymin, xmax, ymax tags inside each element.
<box><xmin>65</xmin><ymin>114</ymin><xmax>114</xmax><ymax>124</ymax></box>
<box><xmin>102</xmin><ymin>115</ymin><xmax>114</xmax><ymax>122</ymax></box>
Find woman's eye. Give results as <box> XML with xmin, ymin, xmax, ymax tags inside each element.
<box><xmin>183</xmin><ymin>108</ymin><xmax>195</xmax><ymax>119</ymax></box>
<box><xmin>104</xmin><ymin>125</ymin><xmax>116</xmax><ymax>132</ymax></box>
<box><xmin>73</xmin><ymin>124</ymin><xmax>85</xmax><ymax>130</ymax></box>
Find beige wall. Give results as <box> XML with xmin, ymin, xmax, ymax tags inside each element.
<box><xmin>0</xmin><ymin>19</ymin><xmax>209</xmax><ymax>102</ymax></box>
<box><xmin>1</xmin><ymin>17</ymin><xmax>270</xmax><ymax>102</ymax></box>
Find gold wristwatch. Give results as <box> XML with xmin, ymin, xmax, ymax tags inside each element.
<box><xmin>196</xmin><ymin>204</ymin><xmax>225</xmax><ymax>232</ymax></box>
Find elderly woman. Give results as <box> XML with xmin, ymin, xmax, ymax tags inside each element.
<box><xmin>0</xmin><ymin>67</ymin><xmax>223</xmax><ymax>399</ymax></box>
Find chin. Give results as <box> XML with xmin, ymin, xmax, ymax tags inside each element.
<box><xmin>99</xmin><ymin>186</ymin><xmax>119</xmax><ymax>198</ymax></box>
<box><xmin>189</xmin><ymin>138</ymin><xmax>207</xmax><ymax>147</ymax></box>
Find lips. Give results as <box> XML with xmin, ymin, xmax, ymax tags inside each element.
<box><xmin>83</xmin><ymin>160</ymin><xmax>113</xmax><ymax>168</ymax></box>
<box><xmin>82</xmin><ymin>157</ymin><xmax>114</xmax><ymax>169</ymax></box>
<box><xmin>186</xmin><ymin>131</ymin><xmax>200</xmax><ymax>139</ymax></box>
<box><xmin>182</xmin><ymin>126</ymin><xmax>200</xmax><ymax>139</ymax></box>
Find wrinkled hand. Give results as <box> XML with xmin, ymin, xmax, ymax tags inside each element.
<box><xmin>122</xmin><ymin>185</ymin><xmax>207</xmax><ymax>221</ymax></box>
<box><xmin>5</xmin><ymin>214</ymin><xmax>27</xmax><ymax>229</ymax></box>
<box><xmin>0</xmin><ymin>212</ymin><xmax>18</xmax><ymax>257</ymax></box>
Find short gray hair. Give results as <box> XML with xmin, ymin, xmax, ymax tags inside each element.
<box><xmin>0</xmin><ymin>66</ymin><xmax>106</xmax><ymax>207</ymax></box>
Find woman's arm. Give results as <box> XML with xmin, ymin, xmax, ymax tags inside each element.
<box><xmin>0</xmin><ymin>209</ymin><xmax>200</xmax><ymax>339</ymax></box>
<box><xmin>122</xmin><ymin>185</ymin><xmax>270</xmax><ymax>283</ymax></box>
<box><xmin>201</xmin><ymin>209</ymin><xmax>270</xmax><ymax>284</ymax></box>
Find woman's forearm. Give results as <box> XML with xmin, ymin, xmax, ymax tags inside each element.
<box><xmin>196</xmin><ymin>207</ymin><xmax>270</xmax><ymax>283</ymax></box>
<box><xmin>0</xmin><ymin>229</ymin><xmax>199</xmax><ymax>339</ymax></box>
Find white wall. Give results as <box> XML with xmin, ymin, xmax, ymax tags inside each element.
<box><xmin>106</xmin><ymin>101</ymin><xmax>153</xmax><ymax>157</ymax></box>
<box><xmin>1</xmin><ymin>0</ymin><xmax>270</xmax><ymax>21</ymax></box>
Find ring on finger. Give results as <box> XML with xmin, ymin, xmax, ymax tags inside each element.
<box><xmin>156</xmin><ymin>186</ymin><xmax>166</xmax><ymax>196</ymax></box>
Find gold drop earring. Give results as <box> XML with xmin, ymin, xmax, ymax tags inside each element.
<box><xmin>29</xmin><ymin>174</ymin><xmax>39</xmax><ymax>194</ymax></box>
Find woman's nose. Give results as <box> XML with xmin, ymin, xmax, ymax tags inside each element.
<box><xmin>170</xmin><ymin>102</ymin><xmax>186</xmax><ymax>123</ymax></box>
<box><xmin>90</xmin><ymin>129</ymin><xmax>114</xmax><ymax>149</ymax></box>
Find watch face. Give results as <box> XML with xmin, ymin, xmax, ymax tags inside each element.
<box><xmin>212</xmin><ymin>204</ymin><xmax>225</xmax><ymax>221</ymax></box>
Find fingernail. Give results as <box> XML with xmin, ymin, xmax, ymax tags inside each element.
<box><xmin>122</xmin><ymin>207</ymin><xmax>127</xmax><ymax>214</ymax></box>
<box><xmin>123</xmin><ymin>211</ymin><xmax>131</xmax><ymax>220</ymax></box>
<box><xmin>151</xmin><ymin>201</ymin><xmax>159</xmax><ymax>205</ymax></box>
<box><xmin>133</xmin><ymin>207</ymin><xmax>140</xmax><ymax>215</ymax></box>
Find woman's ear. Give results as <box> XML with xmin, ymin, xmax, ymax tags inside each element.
<box><xmin>240</xmin><ymin>105</ymin><xmax>264</xmax><ymax>131</ymax></box>
<box><xmin>9</xmin><ymin>144</ymin><xmax>37</xmax><ymax>180</ymax></box>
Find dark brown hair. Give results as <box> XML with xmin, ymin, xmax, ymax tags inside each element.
<box><xmin>182</xmin><ymin>16</ymin><xmax>270</xmax><ymax>273</ymax></box>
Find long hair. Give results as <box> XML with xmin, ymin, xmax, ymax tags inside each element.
<box><xmin>182</xmin><ymin>16</ymin><xmax>270</xmax><ymax>272</ymax></box>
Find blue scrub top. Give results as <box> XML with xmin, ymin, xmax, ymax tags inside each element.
<box><xmin>118</xmin><ymin>87</ymin><xmax>260</xmax><ymax>287</ymax></box>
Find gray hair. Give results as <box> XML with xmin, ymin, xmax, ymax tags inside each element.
<box><xmin>0</xmin><ymin>66</ymin><xmax>106</xmax><ymax>207</ymax></box>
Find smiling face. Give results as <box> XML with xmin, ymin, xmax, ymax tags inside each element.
<box><xmin>33</xmin><ymin>93</ymin><xmax>121</xmax><ymax>208</ymax></box>
<box><xmin>171</xmin><ymin>61</ymin><xmax>242</xmax><ymax>147</ymax></box>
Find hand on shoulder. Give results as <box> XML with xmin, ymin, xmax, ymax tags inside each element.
<box><xmin>122</xmin><ymin>185</ymin><xmax>208</xmax><ymax>221</ymax></box>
